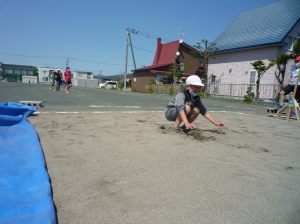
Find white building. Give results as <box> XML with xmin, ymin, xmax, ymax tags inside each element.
<box><xmin>72</xmin><ymin>70</ymin><xmax>99</xmax><ymax>88</ymax></box>
<box><xmin>38</xmin><ymin>68</ymin><xmax>99</xmax><ymax>88</ymax></box>
<box><xmin>38</xmin><ymin>67</ymin><xmax>58</xmax><ymax>83</ymax></box>
<box><xmin>72</xmin><ymin>71</ymin><xmax>93</xmax><ymax>80</ymax></box>
<box><xmin>22</xmin><ymin>75</ymin><xmax>38</xmax><ymax>84</ymax></box>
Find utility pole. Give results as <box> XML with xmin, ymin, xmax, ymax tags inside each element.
<box><xmin>124</xmin><ymin>28</ymin><xmax>139</xmax><ymax>90</ymax></box>
<box><xmin>66</xmin><ymin>57</ymin><xmax>69</xmax><ymax>68</ymax></box>
<box><xmin>127</xmin><ymin>28</ymin><xmax>136</xmax><ymax>70</ymax></box>
<box><xmin>124</xmin><ymin>29</ymin><xmax>129</xmax><ymax>90</ymax></box>
<box><xmin>98</xmin><ymin>70</ymin><xmax>102</xmax><ymax>84</ymax></box>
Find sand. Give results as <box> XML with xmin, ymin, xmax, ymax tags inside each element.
<box><xmin>29</xmin><ymin>111</ymin><xmax>300</xmax><ymax>224</ymax></box>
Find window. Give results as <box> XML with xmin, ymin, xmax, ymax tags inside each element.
<box><xmin>14</xmin><ymin>69</ymin><xmax>20</xmax><ymax>74</ymax></box>
<box><xmin>211</xmin><ymin>75</ymin><xmax>216</xmax><ymax>83</ymax></box>
<box><xmin>21</xmin><ymin>70</ymin><xmax>26</xmax><ymax>75</ymax></box>
<box><xmin>249</xmin><ymin>71</ymin><xmax>256</xmax><ymax>84</ymax></box>
<box><xmin>5</xmin><ymin>69</ymin><xmax>13</xmax><ymax>74</ymax></box>
<box><xmin>27</xmin><ymin>70</ymin><xmax>33</xmax><ymax>75</ymax></box>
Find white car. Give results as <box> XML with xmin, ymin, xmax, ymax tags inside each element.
<box><xmin>99</xmin><ymin>81</ymin><xmax>118</xmax><ymax>89</ymax></box>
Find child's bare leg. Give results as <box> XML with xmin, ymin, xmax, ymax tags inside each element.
<box><xmin>175</xmin><ymin>105</ymin><xmax>191</xmax><ymax>128</ymax></box>
<box><xmin>279</xmin><ymin>90</ymin><xmax>285</xmax><ymax>105</ymax></box>
<box><xmin>188</xmin><ymin>108</ymin><xmax>200</xmax><ymax>123</ymax></box>
<box><xmin>175</xmin><ymin>117</ymin><xmax>181</xmax><ymax>128</ymax></box>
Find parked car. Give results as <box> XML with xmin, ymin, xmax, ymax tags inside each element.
<box><xmin>99</xmin><ymin>81</ymin><xmax>118</xmax><ymax>89</ymax></box>
<box><xmin>160</xmin><ymin>78</ymin><xmax>172</xmax><ymax>84</ymax></box>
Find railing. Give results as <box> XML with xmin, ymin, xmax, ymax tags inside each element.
<box><xmin>206</xmin><ymin>83</ymin><xmax>281</xmax><ymax>102</ymax></box>
<box><xmin>144</xmin><ymin>83</ymin><xmax>281</xmax><ymax>103</ymax></box>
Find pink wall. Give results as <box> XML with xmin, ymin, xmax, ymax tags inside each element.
<box><xmin>208</xmin><ymin>46</ymin><xmax>281</xmax><ymax>85</ymax></box>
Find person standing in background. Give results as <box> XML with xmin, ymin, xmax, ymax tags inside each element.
<box><xmin>55</xmin><ymin>69</ymin><xmax>62</xmax><ymax>91</ymax></box>
<box><xmin>277</xmin><ymin>56</ymin><xmax>300</xmax><ymax>108</ymax></box>
<box><xmin>49</xmin><ymin>70</ymin><xmax>56</xmax><ymax>91</ymax></box>
<box><xmin>64</xmin><ymin>67</ymin><xmax>72</xmax><ymax>94</ymax></box>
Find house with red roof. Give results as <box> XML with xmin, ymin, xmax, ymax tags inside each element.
<box><xmin>132</xmin><ymin>38</ymin><xmax>203</xmax><ymax>92</ymax></box>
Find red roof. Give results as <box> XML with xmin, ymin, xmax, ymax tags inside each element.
<box><xmin>153</xmin><ymin>39</ymin><xmax>180</xmax><ymax>65</ymax></box>
<box><xmin>134</xmin><ymin>38</ymin><xmax>200</xmax><ymax>73</ymax></box>
<box><xmin>135</xmin><ymin>38</ymin><xmax>180</xmax><ymax>71</ymax></box>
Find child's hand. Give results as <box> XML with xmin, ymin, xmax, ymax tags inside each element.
<box><xmin>185</xmin><ymin>123</ymin><xmax>196</xmax><ymax>130</ymax></box>
<box><xmin>214</xmin><ymin>121</ymin><xmax>224</xmax><ymax>127</ymax></box>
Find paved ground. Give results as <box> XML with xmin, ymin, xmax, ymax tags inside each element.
<box><xmin>1</xmin><ymin>83</ymin><xmax>300</xmax><ymax>224</ymax></box>
<box><xmin>0</xmin><ymin>82</ymin><xmax>269</xmax><ymax>114</ymax></box>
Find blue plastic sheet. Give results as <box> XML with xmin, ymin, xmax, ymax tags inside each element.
<box><xmin>0</xmin><ymin>102</ymin><xmax>57</xmax><ymax>224</ymax></box>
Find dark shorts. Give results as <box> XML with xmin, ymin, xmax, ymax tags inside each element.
<box><xmin>66</xmin><ymin>80</ymin><xmax>72</xmax><ymax>85</ymax></box>
<box><xmin>282</xmin><ymin>85</ymin><xmax>300</xmax><ymax>100</ymax></box>
<box><xmin>165</xmin><ymin>107</ymin><xmax>178</xmax><ymax>121</ymax></box>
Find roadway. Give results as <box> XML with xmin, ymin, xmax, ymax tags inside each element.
<box><xmin>0</xmin><ymin>82</ymin><xmax>269</xmax><ymax>115</ymax></box>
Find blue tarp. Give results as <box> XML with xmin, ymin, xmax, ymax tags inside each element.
<box><xmin>0</xmin><ymin>102</ymin><xmax>57</xmax><ymax>224</ymax></box>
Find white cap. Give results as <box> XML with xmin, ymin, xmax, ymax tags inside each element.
<box><xmin>186</xmin><ymin>75</ymin><xmax>205</xmax><ymax>86</ymax></box>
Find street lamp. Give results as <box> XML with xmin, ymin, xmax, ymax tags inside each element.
<box><xmin>173</xmin><ymin>51</ymin><xmax>180</xmax><ymax>84</ymax></box>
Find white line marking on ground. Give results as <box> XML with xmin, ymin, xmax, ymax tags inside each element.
<box><xmin>37</xmin><ymin>110</ymin><xmax>254</xmax><ymax>116</ymax></box>
<box><xmin>211</xmin><ymin>111</ymin><xmax>253</xmax><ymax>116</ymax></box>
<box><xmin>89</xmin><ymin>105</ymin><xmax>141</xmax><ymax>108</ymax></box>
<box><xmin>92</xmin><ymin>111</ymin><xmax>163</xmax><ymax>114</ymax></box>
<box><xmin>55</xmin><ymin>112</ymin><xmax>79</xmax><ymax>114</ymax></box>
<box><xmin>225</xmin><ymin>105</ymin><xmax>256</xmax><ymax>110</ymax></box>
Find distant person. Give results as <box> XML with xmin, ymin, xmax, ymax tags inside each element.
<box><xmin>165</xmin><ymin>75</ymin><xmax>224</xmax><ymax>131</ymax></box>
<box><xmin>49</xmin><ymin>71</ymin><xmax>56</xmax><ymax>91</ymax></box>
<box><xmin>55</xmin><ymin>69</ymin><xmax>62</xmax><ymax>91</ymax></box>
<box><xmin>277</xmin><ymin>56</ymin><xmax>300</xmax><ymax>108</ymax></box>
<box><xmin>64</xmin><ymin>67</ymin><xmax>72</xmax><ymax>94</ymax></box>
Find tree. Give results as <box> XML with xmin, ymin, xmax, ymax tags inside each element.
<box><xmin>33</xmin><ymin>67</ymin><xmax>39</xmax><ymax>76</ymax></box>
<box><xmin>270</xmin><ymin>53</ymin><xmax>294</xmax><ymax>87</ymax></box>
<box><xmin>193</xmin><ymin>39</ymin><xmax>217</xmax><ymax>83</ymax></box>
<box><xmin>269</xmin><ymin>34</ymin><xmax>300</xmax><ymax>87</ymax></box>
<box><xmin>251</xmin><ymin>60</ymin><xmax>274</xmax><ymax>100</ymax></box>
<box><xmin>167</xmin><ymin>64</ymin><xmax>181</xmax><ymax>84</ymax></box>
<box><xmin>293</xmin><ymin>34</ymin><xmax>300</xmax><ymax>55</ymax></box>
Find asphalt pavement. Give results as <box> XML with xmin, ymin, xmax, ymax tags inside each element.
<box><xmin>0</xmin><ymin>82</ymin><xmax>270</xmax><ymax>115</ymax></box>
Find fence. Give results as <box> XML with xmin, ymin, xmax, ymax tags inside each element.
<box><xmin>145</xmin><ymin>83</ymin><xmax>281</xmax><ymax>103</ymax></box>
<box><xmin>206</xmin><ymin>83</ymin><xmax>281</xmax><ymax>102</ymax></box>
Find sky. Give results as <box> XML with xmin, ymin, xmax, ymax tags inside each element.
<box><xmin>0</xmin><ymin>0</ymin><xmax>279</xmax><ymax>76</ymax></box>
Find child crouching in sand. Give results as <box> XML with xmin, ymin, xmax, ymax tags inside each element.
<box><xmin>165</xmin><ymin>75</ymin><xmax>224</xmax><ymax>130</ymax></box>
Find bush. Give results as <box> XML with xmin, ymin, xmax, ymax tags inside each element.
<box><xmin>244</xmin><ymin>87</ymin><xmax>254</xmax><ymax>103</ymax></box>
<box><xmin>199</xmin><ymin>91</ymin><xmax>208</xmax><ymax>98</ymax></box>
<box><xmin>146</xmin><ymin>85</ymin><xmax>155</xmax><ymax>94</ymax></box>
<box><xmin>168</xmin><ymin>85</ymin><xmax>176</xmax><ymax>95</ymax></box>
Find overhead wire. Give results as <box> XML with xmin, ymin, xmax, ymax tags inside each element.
<box><xmin>0</xmin><ymin>28</ymin><xmax>162</xmax><ymax>73</ymax></box>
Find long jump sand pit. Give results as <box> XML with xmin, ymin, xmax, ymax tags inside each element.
<box><xmin>29</xmin><ymin>111</ymin><xmax>300</xmax><ymax>224</ymax></box>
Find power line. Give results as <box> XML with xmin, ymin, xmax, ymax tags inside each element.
<box><xmin>0</xmin><ymin>52</ymin><xmax>65</xmax><ymax>59</ymax></box>
<box><xmin>0</xmin><ymin>52</ymin><xmax>125</xmax><ymax>66</ymax></box>
<box><xmin>133</xmin><ymin>46</ymin><xmax>154</xmax><ymax>54</ymax></box>
<box><xmin>127</xmin><ymin>27</ymin><xmax>172</xmax><ymax>43</ymax></box>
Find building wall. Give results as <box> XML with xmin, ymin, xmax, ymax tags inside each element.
<box><xmin>74</xmin><ymin>79</ymin><xmax>98</xmax><ymax>88</ymax></box>
<box><xmin>132</xmin><ymin>71</ymin><xmax>156</xmax><ymax>92</ymax></box>
<box><xmin>72</xmin><ymin>71</ymin><xmax>93</xmax><ymax>80</ymax></box>
<box><xmin>282</xmin><ymin>20</ymin><xmax>300</xmax><ymax>52</ymax></box>
<box><xmin>0</xmin><ymin>64</ymin><xmax>36</xmax><ymax>82</ymax></box>
<box><xmin>208</xmin><ymin>46</ymin><xmax>281</xmax><ymax>85</ymax></box>
<box><xmin>22</xmin><ymin>75</ymin><xmax>38</xmax><ymax>84</ymax></box>
<box><xmin>179</xmin><ymin>45</ymin><xmax>201</xmax><ymax>75</ymax></box>
<box><xmin>208</xmin><ymin>20</ymin><xmax>300</xmax><ymax>87</ymax></box>
<box><xmin>38</xmin><ymin>67</ymin><xmax>56</xmax><ymax>83</ymax></box>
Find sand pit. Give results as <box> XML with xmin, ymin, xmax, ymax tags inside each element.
<box><xmin>29</xmin><ymin>111</ymin><xmax>300</xmax><ymax>224</ymax></box>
